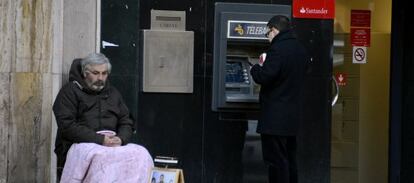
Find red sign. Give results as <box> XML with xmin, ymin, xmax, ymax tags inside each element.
<box><xmin>351</xmin><ymin>28</ymin><xmax>371</xmax><ymax>47</ymax></box>
<box><xmin>335</xmin><ymin>73</ymin><xmax>347</xmax><ymax>86</ymax></box>
<box><xmin>293</xmin><ymin>0</ymin><xmax>335</xmax><ymax>19</ymax></box>
<box><xmin>351</xmin><ymin>10</ymin><xmax>371</xmax><ymax>27</ymax></box>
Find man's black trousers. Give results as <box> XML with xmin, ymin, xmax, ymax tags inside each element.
<box><xmin>261</xmin><ymin>134</ymin><xmax>298</xmax><ymax>183</ymax></box>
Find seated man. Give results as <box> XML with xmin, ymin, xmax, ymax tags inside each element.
<box><xmin>53</xmin><ymin>53</ymin><xmax>153</xmax><ymax>182</ymax></box>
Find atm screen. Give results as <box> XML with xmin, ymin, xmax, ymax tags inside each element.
<box><xmin>225</xmin><ymin>56</ymin><xmax>258</xmax><ymax>103</ymax></box>
<box><xmin>226</xmin><ymin>62</ymin><xmax>248</xmax><ymax>83</ymax></box>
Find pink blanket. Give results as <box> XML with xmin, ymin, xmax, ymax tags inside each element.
<box><xmin>60</xmin><ymin>143</ymin><xmax>154</xmax><ymax>183</ymax></box>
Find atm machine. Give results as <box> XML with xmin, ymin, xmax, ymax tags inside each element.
<box><xmin>212</xmin><ymin>3</ymin><xmax>291</xmax><ymax>114</ymax></box>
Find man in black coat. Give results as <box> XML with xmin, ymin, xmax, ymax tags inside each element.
<box><xmin>53</xmin><ymin>53</ymin><xmax>134</xmax><ymax>177</ymax></box>
<box><xmin>250</xmin><ymin>15</ymin><xmax>309</xmax><ymax>183</ymax></box>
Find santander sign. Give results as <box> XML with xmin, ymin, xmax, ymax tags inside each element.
<box><xmin>300</xmin><ymin>7</ymin><xmax>328</xmax><ymax>15</ymax></box>
<box><xmin>293</xmin><ymin>0</ymin><xmax>335</xmax><ymax>19</ymax></box>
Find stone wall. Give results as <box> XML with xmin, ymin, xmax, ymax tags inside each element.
<box><xmin>0</xmin><ymin>0</ymin><xmax>98</xmax><ymax>182</ymax></box>
<box><xmin>0</xmin><ymin>0</ymin><xmax>54</xmax><ymax>182</ymax></box>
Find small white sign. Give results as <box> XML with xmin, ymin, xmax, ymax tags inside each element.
<box><xmin>352</xmin><ymin>46</ymin><xmax>367</xmax><ymax>64</ymax></box>
<box><xmin>102</xmin><ymin>41</ymin><xmax>119</xmax><ymax>49</ymax></box>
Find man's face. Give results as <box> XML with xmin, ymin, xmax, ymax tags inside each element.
<box><xmin>265</xmin><ymin>27</ymin><xmax>279</xmax><ymax>43</ymax></box>
<box><xmin>83</xmin><ymin>64</ymin><xmax>109</xmax><ymax>91</ymax></box>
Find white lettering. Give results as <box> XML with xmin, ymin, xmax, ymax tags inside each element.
<box><xmin>160</xmin><ymin>23</ymin><xmax>178</xmax><ymax>28</ymax></box>
<box><xmin>254</xmin><ymin>27</ymin><xmax>262</xmax><ymax>35</ymax></box>
<box><xmin>245</xmin><ymin>26</ymin><xmax>267</xmax><ymax>35</ymax></box>
<box><xmin>260</xmin><ymin>27</ymin><xmax>267</xmax><ymax>34</ymax></box>
<box><xmin>355</xmin><ymin>30</ymin><xmax>367</xmax><ymax>35</ymax></box>
<box><xmin>305</xmin><ymin>8</ymin><xmax>328</xmax><ymax>14</ymax></box>
<box><xmin>246</xmin><ymin>26</ymin><xmax>255</xmax><ymax>34</ymax></box>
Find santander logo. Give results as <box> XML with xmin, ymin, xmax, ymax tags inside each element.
<box><xmin>300</xmin><ymin>7</ymin><xmax>306</xmax><ymax>14</ymax></box>
<box><xmin>299</xmin><ymin>6</ymin><xmax>328</xmax><ymax>15</ymax></box>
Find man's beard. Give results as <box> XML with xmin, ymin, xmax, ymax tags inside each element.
<box><xmin>86</xmin><ymin>80</ymin><xmax>105</xmax><ymax>91</ymax></box>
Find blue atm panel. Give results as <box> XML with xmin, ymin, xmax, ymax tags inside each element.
<box><xmin>225</xmin><ymin>56</ymin><xmax>259</xmax><ymax>103</ymax></box>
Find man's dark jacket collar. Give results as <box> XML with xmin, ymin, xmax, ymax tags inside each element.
<box><xmin>270</xmin><ymin>29</ymin><xmax>296</xmax><ymax>45</ymax></box>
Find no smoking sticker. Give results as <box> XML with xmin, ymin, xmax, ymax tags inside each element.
<box><xmin>352</xmin><ymin>46</ymin><xmax>367</xmax><ymax>64</ymax></box>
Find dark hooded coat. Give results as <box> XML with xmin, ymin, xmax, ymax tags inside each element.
<box><xmin>250</xmin><ymin>30</ymin><xmax>308</xmax><ymax>136</ymax></box>
<box><xmin>53</xmin><ymin>59</ymin><xmax>133</xmax><ymax>166</ymax></box>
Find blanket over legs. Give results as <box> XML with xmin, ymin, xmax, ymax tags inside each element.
<box><xmin>60</xmin><ymin>143</ymin><xmax>154</xmax><ymax>183</ymax></box>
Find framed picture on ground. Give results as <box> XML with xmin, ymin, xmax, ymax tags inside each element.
<box><xmin>149</xmin><ymin>167</ymin><xmax>184</xmax><ymax>183</ymax></box>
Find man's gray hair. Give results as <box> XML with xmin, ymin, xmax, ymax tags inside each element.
<box><xmin>81</xmin><ymin>53</ymin><xmax>112</xmax><ymax>75</ymax></box>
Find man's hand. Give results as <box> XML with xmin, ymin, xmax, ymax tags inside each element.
<box><xmin>110</xmin><ymin>136</ymin><xmax>122</xmax><ymax>146</ymax></box>
<box><xmin>103</xmin><ymin>135</ymin><xmax>122</xmax><ymax>147</ymax></box>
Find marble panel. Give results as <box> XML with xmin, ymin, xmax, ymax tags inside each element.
<box><xmin>51</xmin><ymin>74</ymin><xmax>62</xmax><ymax>107</ymax></box>
<box><xmin>62</xmin><ymin>0</ymin><xmax>98</xmax><ymax>74</ymax></box>
<box><xmin>36</xmin><ymin>73</ymin><xmax>53</xmax><ymax>182</ymax></box>
<box><xmin>50</xmin><ymin>73</ymin><xmax>62</xmax><ymax>183</ymax></box>
<box><xmin>50</xmin><ymin>74</ymin><xmax>62</xmax><ymax>172</ymax></box>
<box><xmin>8</xmin><ymin>73</ymin><xmax>43</xmax><ymax>182</ymax></box>
<box><xmin>0</xmin><ymin>73</ymin><xmax>10</xmax><ymax>183</ymax></box>
<box><xmin>52</xmin><ymin>0</ymin><xmax>63</xmax><ymax>75</ymax></box>
<box><xmin>0</xmin><ymin>0</ymin><xmax>14</xmax><ymax>72</ymax></box>
<box><xmin>14</xmin><ymin>0</ymin><xmax>53</xmax><ymax>73</ymax></box>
